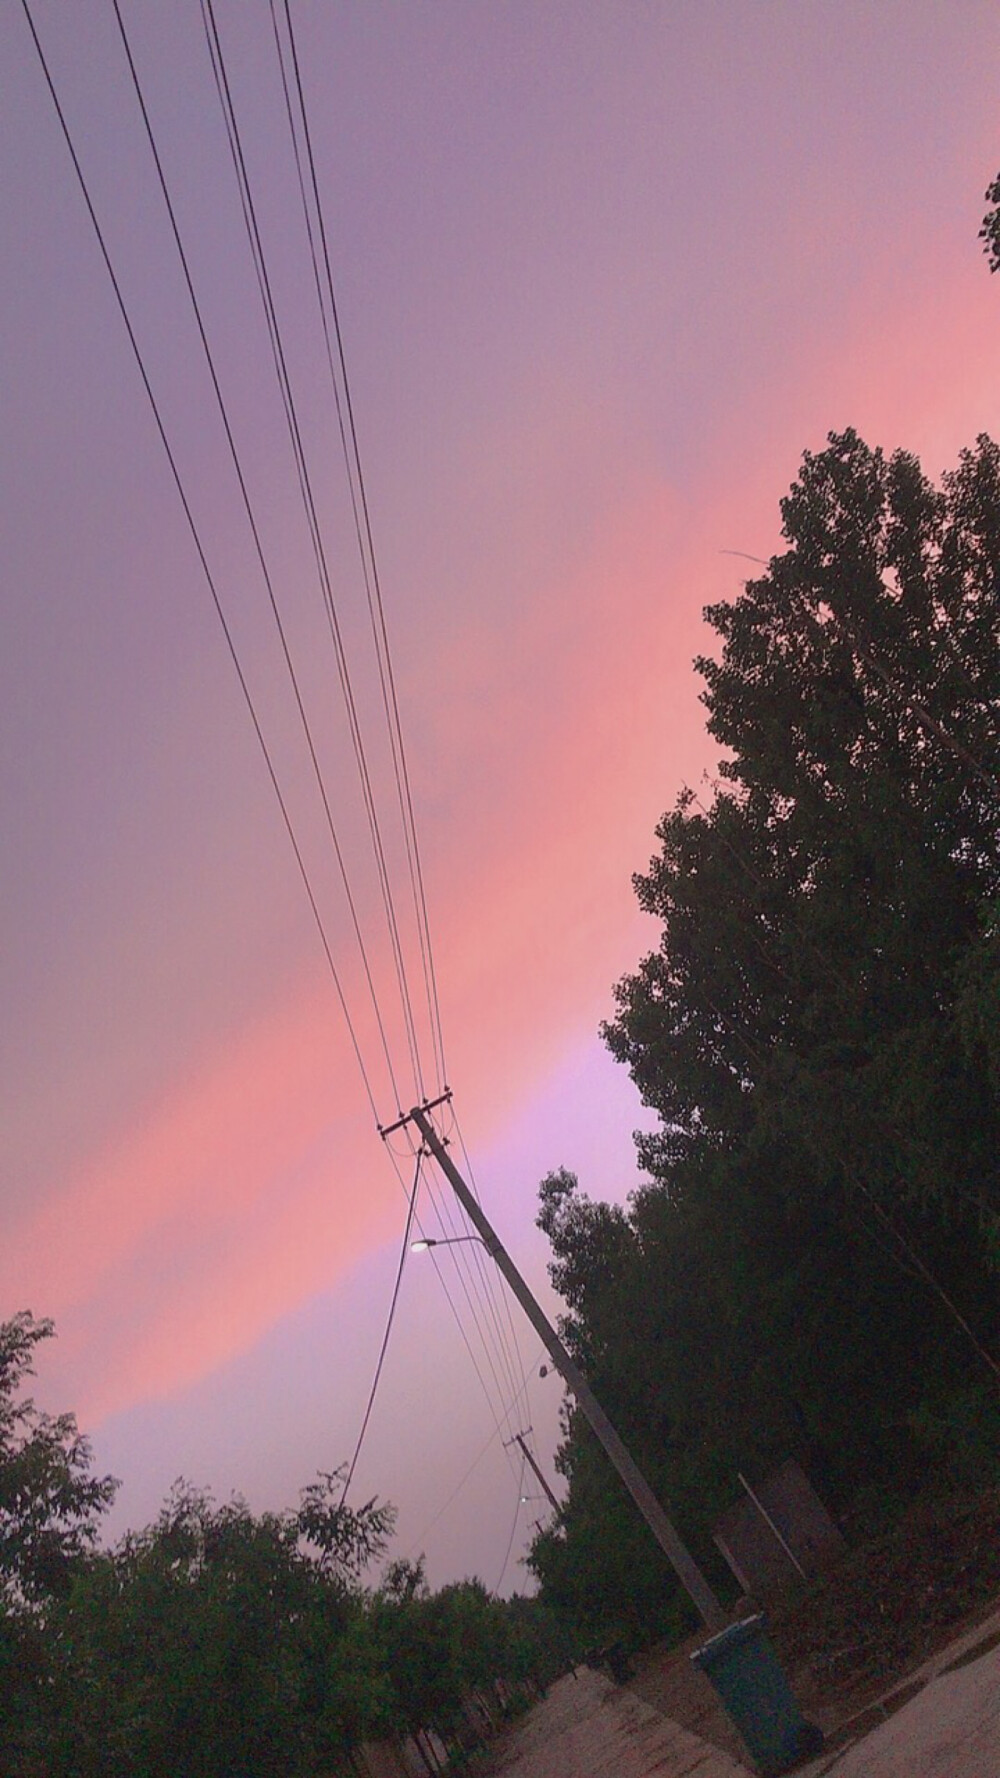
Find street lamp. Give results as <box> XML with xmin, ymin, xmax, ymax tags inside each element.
<box><xmin>411</xmin><ymin>1234</ymin><xmax>488</xmax><ymax>1253</ymax></box>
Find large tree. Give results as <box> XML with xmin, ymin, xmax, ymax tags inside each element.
<box><xmin>609</xmin><ymin>432</ymin><xmax>1000</xmax><ymax>1213</ymax></box>
<box><xmin>531</xmin><ymin>432</ymin><xmax>1000</xmax><ymax>1643</ymax></box>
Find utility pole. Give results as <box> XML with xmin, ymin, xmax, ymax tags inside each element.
<box><xmin>505</xmin><ymin>1430</ymin><xmax>560</xmax><ymax>1514</ymax></box>
<box><xmin>395</xmin><ymin>1096</ymin><xmax>725</xmax><ymax>1631</ymax></box>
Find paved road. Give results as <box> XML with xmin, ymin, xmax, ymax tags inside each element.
<box><xmin>483</xmin><ymin>1666</ymin><xmax>748</xmax><ymax>1777</ymax></box>
<box><xmin>805</xmin><ymin>1637</ymin><xmax>1000</xmax><ymax>1778</ymax></box>
<box><xmin>484</xmin><ymin>1621</ymin><xmax>1000</xmax><ymax>1778</ymax></box>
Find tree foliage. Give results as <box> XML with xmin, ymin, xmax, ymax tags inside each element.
<box><xmin>0</xmin><ymin>1312</ymin><xmax>119</xmax><ymax>1770</ymax></box>
<box><xmin>530</xmin><ymin>431</ymin><xmax>1000</xmax><ymax>1645</ymax></box>
<box><xmin>0</xmin><ymin>1314</ymin><xmax>565</xmax><ymax>1776</ymax></box>
<box><xmin>0</xmin><ymin>1312</ymin><xmax>118</xmax><ymax>1606</ymax></box>
<box><xmin>981</xmin><ymin>170</ymin><xmax>1000</xmax><ymax>273</ymax></box>
<box><xmin>612</xmin><ymin>429</ymin><xmax>1000</xmax><ymax>1226</ymax></box>
<box><xmin>43</xmin><ymin>1479</ymin><xmax>396</xmax><ymax>1776</ymax></box>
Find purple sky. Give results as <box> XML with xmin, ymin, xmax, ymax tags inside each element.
<box><xmin>4</xmin><ymin>1</ymin><xmax>999</xmax><ymax>1592</ymax></box>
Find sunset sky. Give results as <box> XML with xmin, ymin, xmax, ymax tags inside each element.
<box><xmin>4</xmin><ymin>0</ymin><xmax>999</xmax><ymax>1592</ymax></box>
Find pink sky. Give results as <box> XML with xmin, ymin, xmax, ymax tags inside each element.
<box><xmin>4</xmin><ymin>0</ymin><xmax>999</xmax><ymax>1589</ymax></box>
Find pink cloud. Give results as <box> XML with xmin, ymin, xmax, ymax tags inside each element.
<box><xmin>15</xmin><ymin>247</ymin><xmax>999</xmax><ymax>1430</ymax></box>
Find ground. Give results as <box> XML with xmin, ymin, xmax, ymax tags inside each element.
<box><xmin>475</xmin><ymin>1487</ymin><xmax>1000</xmax><ymax>1777</ymax></box>
<box><xmin>770</xmin><ymin>1486</ymin><xmax>1000</xmax><ymax>1725</ymax></box>
<box><xmin>477</xmin><ymin>1617</ymin><xmax>1000</xmax><ymax>1778</ymax></box>
<box><xmin>476</xmin><ymin>1666</ymin><xmax>746</xmax><ymax>1778</ymax></box>
<box><xmin>628</xmin><ymin>1485</ymin><xmax>1000</xmax><ymax>1760</ymax></box>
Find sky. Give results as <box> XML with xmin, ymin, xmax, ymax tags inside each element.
<box><xmin>3</xmin><ymin>0</ymin><xmax>999</xmax><ymax>1593</ymax></box>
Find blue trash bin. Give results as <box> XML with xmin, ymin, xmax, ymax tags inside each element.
<box><xmin>691</xmin><ymin>1614</ymin><xmax>823</xmax><ymax>1776</ymax></box>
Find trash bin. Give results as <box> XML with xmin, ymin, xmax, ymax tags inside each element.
<box><xmin>691</xmin><ymin>1614</ymin><xmax>823</xmax><ymax>1776</ymax></box>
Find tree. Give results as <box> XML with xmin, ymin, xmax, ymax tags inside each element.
<box><xmin>367</xmin><ymin>1565</ymin><xmax>566</xmax><ymax>1761</ymax></box>
<box><xmin>46</xmin><ymin>1475</ymin><xmax>396</xmax><ymax>1777</ymax></box>
<box><xmin>0</xmin><ymin>1313</ymin><xmax>118</xmax><ymax>1772</ymax></box>
<box><xmin>0</xmin><ymin>1315</ymin><xmax>562</xmax><ymax>1771</ymax></box>
<box><xmin>0</xmin><ymin>1312</ymin><xmax>118</xmax><ymax>1606</ymax></box>
<box><xmin>608</xmin><ymin>431</ymin><xmax>1000</xmax><ymax>1236</ymax></box>
<box><xmin>530</xmin><ymin>432</ymin><xmax>1000</xmax><ymax>1645</ymax></box>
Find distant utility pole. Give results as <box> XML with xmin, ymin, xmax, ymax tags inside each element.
<box><xmin>386</xmin><ymin>1094</ymin><xmax>725</xmax><ymax>1631</ymax></box>
<box><xmin>505</xmin><ymin>1430</ymin><xmax>560</xmax><ymax>1514</ymax></box>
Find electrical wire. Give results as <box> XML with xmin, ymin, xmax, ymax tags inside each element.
<box><xmin>200</xmin><ymin>0</ymin><xmax>427</xmax><ymax>1111</ymax></box>
<box><xmin>374</xmin><ymin>1125</ymin><xmax>522</xmax><ymax>1490</ymax></box>
<box><xmin>214</xmin><ymin>0</ymin><xmax>530</xmax><ymax>1443</ymax></box>
<box><xmin>18</xmin><ymin>0</ymin><xmax>379</xmax><ymax>1125</ymax></box>
<box><xmin>261</xmin><ymin>0</ymin><xmax>426</xmax><ymax>1100</ymax></box>
<box><xmin>256</xmin><ymin>1</ymin><xmax>531</xmax><ymax>1446</ymax></box>
<box><xmin>275</xmin><ymin>0</ymin><xmax>447</xmax><ymax>1093</ymax></box>
<box><xmin>398</xmin><ymin>1349</ymin><xmax>546</xmax><ymax>1562</ymax></box>
<box><xmin>412</xmin><ymin>1163</ymin><xmax>530</xmax><ymax>1468</ymax></box>
<box><xmin>412</xmin><ymin>1101</ymin><xmax>534</xmax><ymax>1462</ymax></box>
<box><xmin>452</xmin><ymin>1108</ymin><xmax>535</xmax><ymax>1451</ymax></box>
<box><xmin>413</xmin><ymin>1199</ymin><xmax>528</xmax><ymax>1484</ymax></box>
<box><xmin>338</xmin><ymin>1127</ymin><xmax>523</xmax><ymax>1508</ymax></box>
<box><xmin>340</xmin><ymin>1147</ymin><xmax>423</xmax><ymax>1504</ymax></box>
<box><xmin>491</xmin><ymin>1450</ymin><xmax>527</xmax><ymax>1598</ymax></box>
<box><xmin>109</xmin><ymin>0</ymin><xmax>402</xmax><ymax>1120</ymax></box>
<box><xmin>380</xmin><ymin>1109</ymin><xmax>534</xmax><ymax>1459</ymax></box>
<box><xmin>31</xmin><ymin>1</ymin><xmax>541</xmax><ymax>1505</ymax></box>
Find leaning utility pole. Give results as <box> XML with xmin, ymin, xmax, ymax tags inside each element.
<box><xmin>505</xmin><ymin>1429</ymin><xmax>560</xmax><ymax>1514</ymax></box>
<box><xmin>392</xmin><ymin>1095</ymin><xmax>725</xmax><ymax>1631</ymax></box>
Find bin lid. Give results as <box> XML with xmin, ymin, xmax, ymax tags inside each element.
<box><xmin>690</xmin><ymin>1614</ymin><xmax>764</xmax><ymax>1666</ymax></box>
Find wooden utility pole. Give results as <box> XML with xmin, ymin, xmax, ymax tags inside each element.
<box><xmin>505</xmin><ymin>1430</ymin><xmax>560</xmax><ymax>1514</ymax></box>
<box><xmin>395</xmin><ymin>1097</ymin><xmax>725</xmax><ymax>1631</ymax></box>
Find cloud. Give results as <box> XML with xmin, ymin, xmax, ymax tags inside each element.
<box><xmin>14</xmin><ymin>244</ymin><xmax>999</xmax><ymax>1434</ymax></box>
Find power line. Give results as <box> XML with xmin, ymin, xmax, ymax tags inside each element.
<box><xmin>340</xmin><ymin>1147</ymin><xmax>423</xmax><ymax>1504</ymax></box>
<box><xmin>409</xmin><ymin>1128</ymin><xmax>529</xmax><ymax>1436</ymax></box>
<box><xmin>452</xmin><ymin>1108</ymin><xmax>536</xmax><ymax>1453</ymax></box>
<box><xmin>491</xmin><ymin>1449</ymin><xmax>526</xmax><ymax>1598</ymax></box>
<box><xmin>200</xmin><ymin>0</ymin><xmax>427</xmax><ymax>1111</ymax></box>
<box><xmin>262</xmin><ymin>0</ymin><xmax>424</xmax><ymax>1095</ymax></box>
<box><xmin>401</xmin><ymin>1352</ymin><xmax>544</xmax><ymax>1562</ymax></box>
<box><xmin>418</xmin><ymin>1099</ymin><xmax>538</xmax><ymax>1470</ymax></box>
<box><xmin>383</xmin><ymin>1118</ymin><xmax>533</xmax><ymax>1451</ymax></box>
<box><xmin>413</xmin><ymin>1176</ymin><xmax>530</xmax><ymax>1484</ymax></box>
<box><xmin>110</xmin><ymin>0</ymin><xmax>402</xmax><ymax>1119</ymax></box>
<box><xmin>421</xmin><ymin>1104</ymin><xmax>532</xmax><ymax>1428</ymax></box>
<box><xmin>18</xmin><ymin>0</ymin><xmax>379</xmax><ymax>1124</ymax></box>
<box><xmin>233</xmin><ymin>2</ymin><xmax>527</xmax><ymax>1447</ymax></box>
<box><xmin>276</xmin><ymin>0</ymin><xmax>448</xmax><ymax>1094</ymax></box>
<box><xmin>343</xmin><ymin>1131</ymin><xmax>524</xmax><ymax>1519</ymax></box>
<box><xmin>30</xmin><ymin>0</ymin><xmax>534</xmax><ymax>1512</ymax></box>
<box><xmin>383</xmin><ymin>1117</ymin><xmax>527</xmax><ymax>1488</ymax></box>
<box><xmin>340</xmin><ymin>1137</ymin><xmax>550</xmax><ymax>1516</ymax></box>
